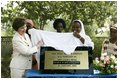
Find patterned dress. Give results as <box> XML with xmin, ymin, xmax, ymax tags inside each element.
<box><xmin>101</xmin><ymin>39</ymin><xmax>117</xmax><ymax>57</ymax></box>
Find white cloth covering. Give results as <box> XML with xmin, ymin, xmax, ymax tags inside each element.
<box><xmin>29</xmin><ymin>28</ymin><xmax>94</xmax><ymax>54</ymax></box>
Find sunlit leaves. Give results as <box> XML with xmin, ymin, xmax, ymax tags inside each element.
<box><xmin>1</xmin><ymin>1</ymin><xmax>116</xmax><ymax>35</ymax></box>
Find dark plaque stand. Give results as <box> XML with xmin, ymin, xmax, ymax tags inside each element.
<box><xmin>40</xmin><ymin>46</ymin><xmax>93</xmax><ymax>74</ymax></box>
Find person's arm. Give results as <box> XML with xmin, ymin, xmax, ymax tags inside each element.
<box><xmin>84</xmin><ymin>36</ymin><xmax>94</xmax><ymax>50</ymax></box>
<box><xmin>73</xmin><ymin>31</ymin><xmax>85</xmax><ymax>44</ymax></box>
<box><xmin>13</xmin><ymin>39</ymin><xmax>43</xmax><ymax>56</ymax></box>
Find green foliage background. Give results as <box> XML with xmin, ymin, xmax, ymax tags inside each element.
<box><xmin>1</xmin><ymin>1</ymin><xmax>117</xmax><ymax>78</ymax></box>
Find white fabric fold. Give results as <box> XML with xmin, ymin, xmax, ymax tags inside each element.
<box><xmin>29</xmin><ymin>28</ymin><xmax>94</xmax><ymax>54</ymax></box>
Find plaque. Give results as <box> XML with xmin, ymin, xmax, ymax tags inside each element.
<box><xmin>44</xmin><ymin>51</ymin><xmax>88</xmax><ymax>69</ymax></box>
<box><xmin>40</xmin><ymin>47</ymin><xmax>93</xmax><ymax>74</ymax></box>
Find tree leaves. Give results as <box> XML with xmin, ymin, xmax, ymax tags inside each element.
<box><xmin>1</xmin><ymin>1</ymin><xmax>116</xmax><ymax>35</ymax></box>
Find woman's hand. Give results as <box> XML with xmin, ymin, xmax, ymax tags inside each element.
<box><xmin>73</xmin><ymin>31</ymin><xmax>85</xmax><ymax>44</ymax></box>
<box><xmin>36</xmin><ymin>40</ymin><xmax>44</xmax><ymax>49</ymax></box>
<box><xmin>73</xmin><ymin>31</ymin><xmax>82</xmax><ymax>39</ymax></box>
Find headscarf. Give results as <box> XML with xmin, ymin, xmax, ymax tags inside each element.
<box><xmin>72</xmin><ymin>20</ymin><xmax>94</xmax><ymax>49</ymax></box>
<box><xmin>72</xmin><ymin>20</ymin><xmax>86</xmax><ymax>36</ymax></box>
